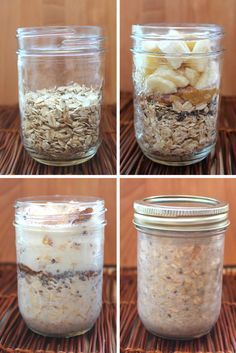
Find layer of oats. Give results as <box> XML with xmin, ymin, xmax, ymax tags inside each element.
<box><xmin>20</xmin><ymin>83</ymin><xmax>102</xmax><ymax>161</ymax></box>
<box><xmin>18</xmin><ymin>265</ymin><xmax>103</xmax><ymax>336</ymax></box>
<box><xmin>137</xmin><ymin>232</ymin><xmax>224</xmax><ymax>338</ymax></box>
<box><xmin>134</xmin><ymin>91</ymin><xmax>218</xmax><ymax>160</ymax></box>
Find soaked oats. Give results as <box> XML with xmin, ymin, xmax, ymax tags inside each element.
<box><xmin>137</xmin><ymin>233</ymin><xmax>224</xmax><ymax>338</ymax></box>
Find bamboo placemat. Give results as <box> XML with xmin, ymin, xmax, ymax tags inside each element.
<box><xmin>0</xmin><ymin>263</ymin><xmax>116</xmax><ymax>353</ymax></box>
<box><xmin>120</xmin><ymin>267</ymin><xmax>236</xmax><ymax>353</ymax></box>
<box><xmin>120</xmin><ymin>93</ymin><xmax>236</xmax><ymax>175</ymax></box>
<box><xmin>0</xmin><ymin>105</ymin><xmax>116</xmax><ymax>175</ymax></box>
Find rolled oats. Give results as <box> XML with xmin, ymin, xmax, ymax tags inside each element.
<box><xmin>134</xmin><ymin>92</ymin><xmax>218</xmax><ymax>162</ymax></box>
<box><xmin>21</xmin><ymin>83</ymin><xmax>102</xmax><ymax>162</ymax></box>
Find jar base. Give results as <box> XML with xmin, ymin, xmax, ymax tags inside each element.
<box><xmin>141</xmin><ymin>144</ymin><xmax>214</xmax><ymax>166</ymax></box>
<box><xmin>27</xmin><ymin>150</ymin><xmax>98</xmax><ymax>167</ymax></box>
<box><xmin>27</xmin><ymin>325</ymin><xmax>94</xmax><ymax>338</ymax></box>
<box><xmin>147</xmin><ymin>327</ymin><xmax>212</xmax><ymax>340</ymax></box>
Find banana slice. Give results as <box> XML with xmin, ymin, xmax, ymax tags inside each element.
<box><xmin>155</xmin><ymin>65</ymin><xmax>189</xmax><ymax>88</ymax></box>
<box><xmin>143</xmin><ymin>41</ymin><xmax>160</xmax><ymax>52</ymax></box>
<box><xmin>184</xmin><ymin>67</ymin><xmax>200</xmax><ymax>86</ymax></box>
<box><xmin>194</xmin><ymin>61</ymin><xmax>219</xmax><ymax>89</ymax></box>
<box><xmin>145</xmin><ymin>74</ymin><xmax>177</xmax><ymax>94</ymax></box>
<box><xmin>187</xmin><ymin>39</ymin><xmax>211</xmax><ymax>72</ymax></box>
<box><xmin>158</xmin><ymin>29</ymin><xmax>190</xmax><ymax>69</ymax></box>
<box><xmin>134</xmin><ymin>42</ymin><xmax>165</xmax><ymax>76</ymax></box>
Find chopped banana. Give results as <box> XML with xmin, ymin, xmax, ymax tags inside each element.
<box><xmin>193</xmin><ymin>39</ymin><xmax>211</xmax><ymax>53</ymax></box>
<box><xmin>184</xmin><ymin>67</ymin><xmax>200</xmax><ymax>86</ymax></box>
<box><xmin>154</xmin><ymin>65</ymin><xmax>189</xmax><ymax>88</ymax></box>
<box><xmin>134</xmin><ymin>55</ymin><xmax>159</xmax><ymax>75</ymax></box>
<box><xmin>145</xmin><ymin>74</ymin><xmax>177</xmax><ymax>94</ymax></box>
<box><xmin>187</xmin><ymin>39</ymin><xmax>210</xmax><ymax>72</ymax></box>
<box><xmin>134</xmin><ymin>47</ymin><xmax>166</xmax><ymax>77</ymax></box>
<box><xmin>143</xmin><ymin>41</ymin><xmax>160</xmax><ymax>52</ymax></box>
<box><xmin>158</xmin><ymin>29</ymin><xmax>190</xmax><ymax>69</ymax></box>
<box><xmin>194</xmin><ymin>61</ymin><xmax>219</xmax><ymax>89</ymax></box>
<box><xmin>158</xmin><ymin>40</ymin><xmax>190</xmax><ymax>69</ymax></box>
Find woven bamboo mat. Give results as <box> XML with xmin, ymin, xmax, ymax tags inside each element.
<box><xmin>120</xmin><ymin>267</ymin><xmax>236</xmax><ymax>353</ymax></box>
<box><xmin>0</xmin><ymin>263</ymin><xmax>116</xmax><ymax>353</ymax></box>
<box><xmin>0</xmin><ymin>106</ymin><xmax>116</xmax><ymax>175</ymax></box>
<box><xmin>120</xmin><ymin>93</ymin><xmax>236</xmax><ymax>175</ymax></box>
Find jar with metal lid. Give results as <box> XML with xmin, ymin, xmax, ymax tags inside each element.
<box><xmin>14</xmin><ymin>196</ymin><xmax>106</xmax><ymax>337</ymax></box>
<box><xmin>131</xmin><ymin>24</ymin><xmax>224</xmax><ymax>166</ymax></box>
<box><xmin>133</xmin><ymin>195</ymin><xmax>229</xmax><ymax>339</ymax></box>
<box><xmin>17</xmin><ymin>26</ymin><xmax>105</xmax><ymax>166</ymax></box>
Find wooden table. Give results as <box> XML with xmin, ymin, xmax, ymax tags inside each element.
<box><xmin>120</xmin><ymin>93</ymin><xmax>236</xmax><ymax>175</ymax></box>
<box><xmin>0</xmin><ymin>106</ymin><xmax>116</xmax><ymax>175</ymax></box>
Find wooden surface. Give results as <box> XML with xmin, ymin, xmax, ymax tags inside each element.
<box><xmin>120</xmin><ymin>94</ymin><xmax>236</xmax><ymax>175</ymax></box>
<box><xmin>121</xmin><ymin>178</ymin><xmax>236</xmax><ymax>267</ymax></box>
<box><xmin>121</xmin><ymin>267</ymin><xmax>236</xmax><ymax>353</ymax></box>
<box><xmin>0</xmin><ymin>105</ymin><xmax>116</xmax><ymax>175</ymax></box>
<box><xmin>0</xmin><ymin>0</ymin><xmax>116</xmax><ymax>105</ymax></box>
<box><xmin>0</xmin><ymin>264</ymin><xmax>116</xmax><ymax>353</ymax></box>
<box><xmin>0</xmin><ymin>179</ymin><xmax>116</xmax><ymax>265</ymax></box>
<box><xmin>121</xmin><ymin>0</ymin><xmax>236</xmax><ymax>96</ymax></box>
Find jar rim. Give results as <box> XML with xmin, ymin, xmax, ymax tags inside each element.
<box><xmin>17</xmin><ymin>26</ymin><xmax>103</xmax><ymax>39</ymax></box>
<box><xmin>15</xmin><ymin>195</ymin><xmax>105</xmax><ymax>206</ymax></box>
<box><xmin>132</xmin><ymin>23</ymin><xmax>224</xmax><ymax>40</ymax></box>
<box><xmin>133</xmin><ymin>195</ymin><xmax>229</xmax><ymax>233</ymax></box>
<box><xmin>16</xmin><ymin>25</ymin><xmax>105</xmax><ymax>55</ymax></box>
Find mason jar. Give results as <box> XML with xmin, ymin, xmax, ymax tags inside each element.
<box><xmin>131</xmin><ymin>24</ymin><xmax>224</xmax><ymax>166</ymax></box>
<box><xmin>133</xmin><ymin>195</ymin><xmax>229</xmax><ymax>339</ymax></box>
<box><xmin>17</xmin><ymin>26</ymin><xmax>105</xmax><ymax>166</ymax></box>
<box><xmin>14</xmin><ymin>196</ymin><xmax>106</xmax><ymax>337</ymax></box>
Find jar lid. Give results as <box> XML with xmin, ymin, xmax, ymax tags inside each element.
<box><xmin>133</xmin><ymin>195</ymin><xmax>229</xmax><ymax>233</ymax></box>
<box><xmin>14</xmin><ymin>195</ymin><xmax>106</xmax><ymax>228</ymax></box>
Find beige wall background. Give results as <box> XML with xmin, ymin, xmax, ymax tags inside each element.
<box><xmin>0</xmin><ymin>178</ymin><xmax>116</xmax><ymax>265</ymax></box>
<box><xmin>121</xmin><ymin>0</ymin><xmax>236</xmax><ymax>95</ymax></box>
<box><xmin>121</xmin><ymin>178</ymin><xmax>236</xmax><ymax>267</ymax></box>
<box><xmin>0</xmin><ymin>0</ymin><xmax>116</xmax><ymax>105</ymax></box>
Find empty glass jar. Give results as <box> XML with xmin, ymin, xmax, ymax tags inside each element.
<box><xmin>131</xmin><ymin>24</ymin><xmax>224</xmax><ymax>166</ymax></box>
<box><xmin>133</xmin><ymin>195</ymin><xmax>229</xmax><ymax>339</ymax></box>
<box><xmin>14</xmin><ymin>196</ymin><xmax>106</xmax><ymax>337</ymax></box>
<box><xmin>17</xmin><ymin>26</ymin><xmax>105</xmax><ymax>166</ymax></box>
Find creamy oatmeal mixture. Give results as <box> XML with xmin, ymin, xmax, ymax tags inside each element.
<box><xmin>15</xmin><ymin>202</ymin><xmax>104</xmax><ymax>337</ymax></box>
<box><xmin>133</xmin><ymin>30</ymin><xmax>221</xmax><ymax>162</ymax></box>
<box><xmin>137</xmin><ymin>232</ymin><xmax>224</xmax><ymax>339</ymax></box>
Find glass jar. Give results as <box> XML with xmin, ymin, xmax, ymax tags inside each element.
<box><xmin>14</xmin><ymin>196</ymin><xmax>106</xmax><ymax>337</ymax></box>
<box><xmin>133</xmin><ymin>195</ymin><xmax>229</xmax><ymax>339</ymax></box>
<box><xmin>131</xmin><ymin>24</ymin><xmax>224</xmax><ymax>166</ymax></box>
<box><xmin>17</xmin><ymin>26</ymin><xmax>105</xmax><ymax>166</ymax></box>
